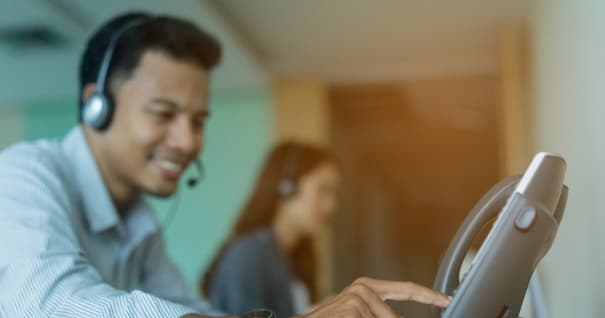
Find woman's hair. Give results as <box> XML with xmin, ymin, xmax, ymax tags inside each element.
<box><xmin>200</xmin><ymin>141</ymin><xmax>337</xmax><ymax>301</ymax></box>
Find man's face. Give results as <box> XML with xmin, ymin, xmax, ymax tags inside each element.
<box><xmin>93</xmin><ymin>50</ymin><xmax>209</xmax><ymax>197</ymax></box>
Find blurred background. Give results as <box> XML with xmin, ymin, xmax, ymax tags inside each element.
<box><xmin>1</xmin><ymin>0</ymin><xmax>604</xmax><ymax>317</ymax></box>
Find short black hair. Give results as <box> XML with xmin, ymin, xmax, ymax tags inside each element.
<box><xmin>78</xmin><ymin>12</ymin><xmax>222</xmax><ymax>120</ymax></box>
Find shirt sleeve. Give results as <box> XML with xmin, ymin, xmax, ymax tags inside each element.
<box><xmin>0</xmin><ymin>148</ymin><xmax>200</xmax><ymax>318</ymax></box>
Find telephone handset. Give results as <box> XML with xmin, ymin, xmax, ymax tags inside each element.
<box><xmin>432</xmin><ymin>153</ymin><xmax>568</xmax><ymax>318</ymax></box>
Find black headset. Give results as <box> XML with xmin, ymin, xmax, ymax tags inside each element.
<box><xmin>81</xmin><ymin>17</ymin><xmax>151</xmax><ymax>131</ymax></box>
<box><xmin>278</xmin><ymin>145</ymin><xmax>302</xmax><ymax>197</ymax></box>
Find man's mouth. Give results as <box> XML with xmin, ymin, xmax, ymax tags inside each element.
<box><xmin>152</xmin><ymin>157</ymin><xmax>186</xmax><ymax>179</ymax></box>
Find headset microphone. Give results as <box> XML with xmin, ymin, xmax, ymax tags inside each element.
<box><xmin>160</xmin><ymin>159</ymin><xmax>202</xmax><ymax>230</ymax></box>
<box><xmin>187</xmin><ymin>159</ymin><xmax>204</xmax><ymax>188</ymax></box>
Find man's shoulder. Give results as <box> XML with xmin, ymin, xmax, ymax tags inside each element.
<box><xmin>1</xmin><ymin>138</ymin><xmax>65</xmax><ymax>173</ymax></box>
<box><xmin>1</xmin><ymin>137</ymin><xmax>62</xmax><ymax>160</ymax></box>
<box><xmin>0</xmin><ymin>138</ymin><xmax>72</xmax><ymax>199</ymax></box>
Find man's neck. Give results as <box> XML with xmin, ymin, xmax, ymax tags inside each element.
<box><xmin>83</xmin><ymin>128</ymin><xmax>138</xmax><ymax>215</ymax></box>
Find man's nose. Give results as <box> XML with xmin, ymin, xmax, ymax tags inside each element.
<box><xmin>168</xmin><ymin>118</ymin><xmax>202</xmax><ymax>156</ymax></box>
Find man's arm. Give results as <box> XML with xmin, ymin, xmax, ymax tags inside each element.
<box><xmin>0</xmin><ymin>151</ymin><xmax>199</xmax><ymax>318</ymax></box>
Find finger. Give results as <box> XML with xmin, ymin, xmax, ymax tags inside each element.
<box><xmin>344</xmin><ymin>294</ymin><xmax>374</xmax><ymax>318</ymax></box>
<box><xmin>310</xmin><ymin>292</ymin><xmax>373</xmax><ymax>318</ymax></box>
<box><xmin>346</xmin><ymin>281</ymin><xmax>399</xmax><ymax>318</ymax></box>
<box><xmin>353</xmin><ymin>278</ymin><xmax>451</xmax><ymax>308</ymax></box>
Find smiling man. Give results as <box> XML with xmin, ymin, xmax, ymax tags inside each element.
<box><xmin>0</xmin><ymin>12</ymin><xmax>449</xmax><ymax>318</ymax></box>
<box><xmin>84</xmin><ymin>49</ymin><xmax>209</xmax><ymax>206</ymax></box>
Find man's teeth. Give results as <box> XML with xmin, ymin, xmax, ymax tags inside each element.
<box><xmin>156</xmin><ymin>159</ymin><xmax>183</xmax><ymax>172</ymax></box>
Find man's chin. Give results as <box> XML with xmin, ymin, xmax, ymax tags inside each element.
<box><xmin>144</xmin><ymin>184</ymin><xmax>179</xmax><ymax>197</ymax></box>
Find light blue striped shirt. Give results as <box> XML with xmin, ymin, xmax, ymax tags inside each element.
<box><xmin>0</xmin><ymin>126</ymin><xmax>221</xmax><ymax>317</ymax></box>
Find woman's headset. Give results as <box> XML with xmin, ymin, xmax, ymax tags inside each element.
<box><xmin>278</xmin><ymin>145</ymin><xmax>302</xmax><ymax>198</ymax></box>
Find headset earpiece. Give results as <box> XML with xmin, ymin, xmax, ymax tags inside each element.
<box><xmin>82</xmin><ymin>17</ymin><xmax>150</xmax><ymax>131</ymax></box>
<box><xmin>278</xmin><ymin>179</ymin><xmax>296</xmax><ymax>197</ymax></box>
<box><xmin>278</xmin><ymin>145</ymin><xmax>301</xmax><ymax>198</ymax></box>
<box><xmin>82</xmin><ymin>91</ymin><xmax>114</xmax><ymax>131</ymax></box>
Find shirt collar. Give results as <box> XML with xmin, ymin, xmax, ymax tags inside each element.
<box><xmin>61</xmin><ymin>126</ymin><xmax>159</xmax><ymax>236</ymax></box>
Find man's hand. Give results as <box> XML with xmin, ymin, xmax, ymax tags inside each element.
<box><xmin>299</xmin><ymin>277</ymin><xmax>451</xmax><ymax>318</ymax></box>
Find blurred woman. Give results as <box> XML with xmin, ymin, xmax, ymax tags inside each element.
<box><xmin>200</xmin><ymin>141</ymin><xmax>341</xmax><ymax>317</ymax></box>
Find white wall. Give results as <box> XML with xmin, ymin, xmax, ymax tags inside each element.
<box><xmin>531</xmin><ymin>0</ymin><xmax>605</xmax><ymax>316</ymax></box>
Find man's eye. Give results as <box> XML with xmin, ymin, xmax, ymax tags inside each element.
<box><xmin>194</xmin><ymin>119</ymin><xmax>206</xmax><ymax>129</ymax></box>
<box><xmin>151</xmin><ymin>109</ymin><xmax>174</xmax><ymax>119</ymax></box>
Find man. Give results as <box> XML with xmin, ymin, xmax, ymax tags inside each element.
<box><xmin>0</xmin><ymin>12</ymin><xmax>450</xmax><ymax>318</ymax></box>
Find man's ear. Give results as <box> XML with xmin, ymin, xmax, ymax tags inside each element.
<box><xmin>82</xmin><ymin>83</ymin><xmax>98</xmax><ymax>103</ymax></box>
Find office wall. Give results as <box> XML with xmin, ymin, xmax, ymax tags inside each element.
<box><xmin>497</xmin><ymin>26</ymin><xmax>532</xmax><ymax>177</ymax></box>
<box><xmin>0</xmin><ymin>109</ymin><xmax>23</xmax><ymax>150</ymax></box>
<box><xmin>0</xmin><ymin>89</ymin><xmax>272</xmax><ymax>296</ymax></box>
<box><xmin>531</xmin><ymin>0</ymin><xmax>605</xmax><ymax>316</ymax></box>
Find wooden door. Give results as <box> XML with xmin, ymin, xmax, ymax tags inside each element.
<box><xmin>329</xmin><ymin>74</ymin><xmax>500</xmax><ymax>317</ymax></box>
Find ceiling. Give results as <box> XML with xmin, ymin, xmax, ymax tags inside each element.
<box><xmin>0</xmin><ymin>0</ymin><xmax>267</xmax><ymax>107</ymax></box>
<box><xmin>0</xmin><ymin>0</ymin><xmax>530</xmax><ymax>108</ymax></box>
<box><xmin>213</xmin><ymin>0</ymin><xmax>530</xmax><ymax>83</ymax></box>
